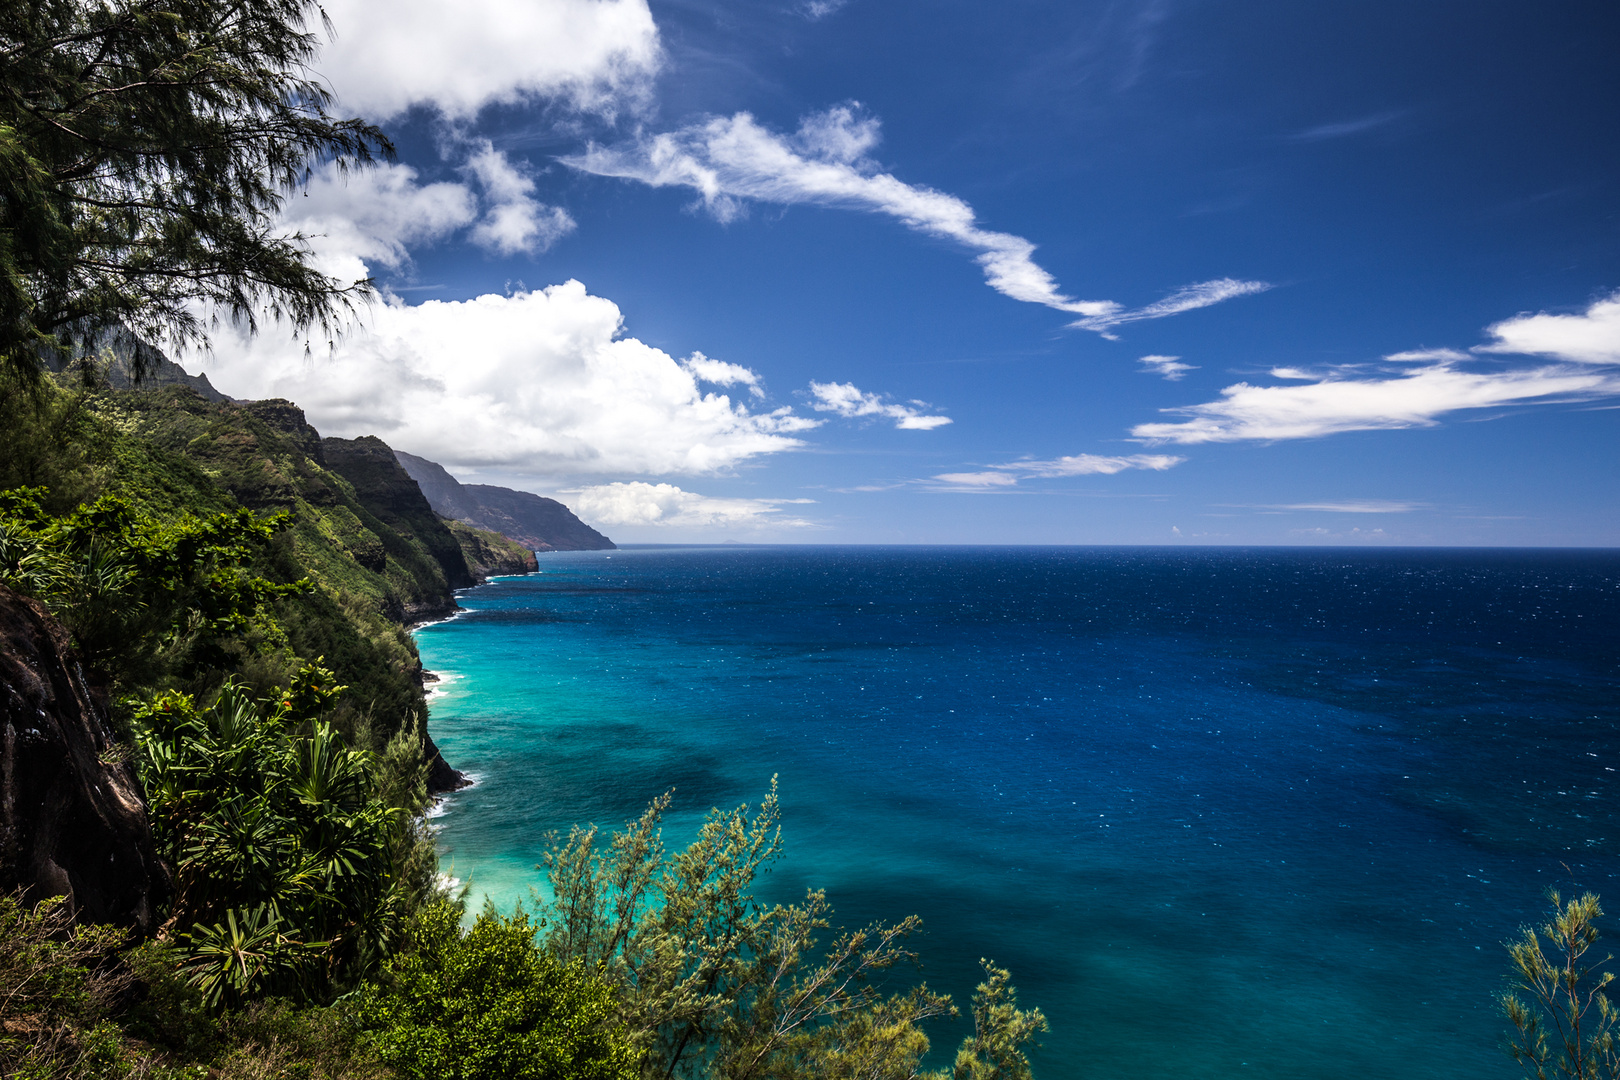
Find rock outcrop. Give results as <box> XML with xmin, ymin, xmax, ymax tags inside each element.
<box><xmin>323</xmin><ymin>437</ymin><xmax>476</xmax><ymax>596</ymax></box>
<box><xmin>444</xmin><ymin>519</ymin><xmax>538</xmax><ymax>580</ymax></box>
<box><xmin>0</xmin><ymin>586</ymin><xmax>166</xmax><ymax>930</ymax></box>
<box><xmin>394</xmin><ymin>451</ymin><xmax>615</xmax><ymax>551</ymax></box>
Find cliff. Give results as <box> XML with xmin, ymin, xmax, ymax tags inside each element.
<box><xmin>321</xmin><ymin>436</ymin><xmax>476</xmax><ymax>595</ymax></box>
<box><xmin>394</xmin><ymin>450</ymin><xmax>615</xmax><ymax>551</ymax></box>
<box><xmin>445</xmin><ymin>519</ymin><xmax>539</xmax><ymax>579</ymax></box>
<box><xmin>0</xmin><ymin>586</ymin><xmax>166</xmax><ymax>930</ymax></box>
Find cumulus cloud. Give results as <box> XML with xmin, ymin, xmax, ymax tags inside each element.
<box><xmin>566</xmin><ymin>106</ymin><xmax>1266</xmax><ymax>328</ymax></box>
<box><xmin>285</xmin><ymin>153</ymin><xmax>574</xmax><ymax>279</ymax></box>
<box><xmin>807</xmin><ymin>381</ymin><xmax>951</xmax><ymax>429</ymax></box>
<box><xmin>1132</xmin><ymin>361</ymin><xmax>1620</xmax><ymax>444</ymax></box>
<box><xmin>283</xmin><ymin>162</ymin><xmax>479</xmax><ymax>281</ymax></box>
<box><xmin>1138</xmin><ymin>354</ymin><xmax>1195</xmax><ymax>380</ymax></box>
<box><xmin>191</xmin><ymin>280</ymin><xmax>818</xmax><ymax>478</ymax></box>
<box><xmin>931</xmin><ymin>452</ymin><xmax>1183</xmax><ymax>489</ymax></box>
<box><xmin>568</xmin><ymin>482</ymin><xmax>817</xmax><ymax>528</ymax></box>
<box><xmin>683</xmin><ymin>352</ymin><xmax>764</xmax><ymax>397</ymax></box>
<box><xmin>1478</xmin><ymin>291</ymin><xmax>1620</xmax><ymax>365</ymax></box>
<box><xmin>464</xmin><ymin>143</ymin><xmax>576</xmax><ymax>255</ymax></box>
<box><xmin>318</xmin><ymin>0</ymin><xmax>662</xmax><ymax>121</ymax></box>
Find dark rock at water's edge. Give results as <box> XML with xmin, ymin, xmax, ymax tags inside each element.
<box><xmin>424</xmin><ymin>731</ymin><xmax>470</xmax><ymax>794</ymax></box>
<box><xmin>0</xmin><ymin>586</ymin><xmax>167</xmax><ymax>930</ymax></box>
<box><xmin>394</xmin><ymin>450</ymin><xmax>615</xmax><ymax>552</ymax></box>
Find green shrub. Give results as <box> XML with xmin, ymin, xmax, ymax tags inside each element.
<box><xmin>359</xmin><ymin>900</ymin><xmax>636</xmax><ymax>1080</ymax></box>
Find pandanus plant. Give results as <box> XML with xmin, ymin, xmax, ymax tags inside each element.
<box><xmin>134</xmin><ymin>666</ymin><xmax>401</xmax><ymax>1008</ymax></box>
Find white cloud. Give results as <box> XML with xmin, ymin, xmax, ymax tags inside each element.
<box><xmin>318</xmin><ymin>0</ymin><xmax>662</xmax><ymax>121</ymax></box>
<box><xmin>464</xmin><ymin>143</ymin><xmax>576</xmax><ymax>255</ymax></box>
<box><xmin>932</xmin><ymin>472</ymin><xmax>1019</xmax><ymax>488</ymax></box>
<box><xmin>1138</xmin><ymin>354</ymin><xmax>1195</xmax><ymax>380</ymax></box>
<box><xmin>285</xmin><ymin>152</ymin><xmax>574</xmax><ymax>278</ymax></box>
<box><xmin>1019</xmin><ymin>453</ymin><xmax>1184</xmax><ymax>476</ymax></box>
<box><xmin>283</xmin><ymin>162</ymin><xmax>479</xmax><ymax>280</ymax></box>
<box><xmin>802</xmin><ymin>0</ymin><xmax>850</xmax><ymax>19</ymax></box>
<box><xmin>566</xmin><ymin>106</ymin><xmax>1265</xmax><ymax>328</ymax></box>
<box><xmin>683</xmin><ymin>352</ymin><xmax>764</xmax><ymax>397</ymax></box>
<box><xmin>1264</xmin><ymin>501</ymin><xmax>1423</xmax><ymax>513</ymax></box>
<box><xmin>1384</xmin><ymin>348</ymin><xmax>1469</xmax><ymax>363</ymax></box>
<box><xmin>807</xmin><ymin>381</ymin><xmax>951</xmax><ymax>430</ymax></box>
<box><xmin>1071</xmin><ymin>279</ymin><xmax>1272</xmax><ymax>339</ymax></box>
<box><xmin>931</xmin><ymin>452</ymin><xmax>1183</xmax><ymax>489</ymax></box>
<box><xmin>1478</xmin><ymin>291</ymin><xmax>1620</xmax><ymax>365</ymax></box>
<box><xmin>191</xmin><ymin>280</ymin><xmax>818</xmax><ymax>478</ymax></box>
<box><xmin>568</xmin><ymin>482</ymin><xmax>817</xmax><ymax>528</ymax></box>
<box><xmin>1132</xmin><ymin>361</ymin><xmax>1620</xmax><ymax>444</ymax></box>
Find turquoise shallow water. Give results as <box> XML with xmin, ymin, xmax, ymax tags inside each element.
<box><xmin>415</xmin><ymin>546</ymin><xmax>1620</xmax><ymax>1079</ymax></box>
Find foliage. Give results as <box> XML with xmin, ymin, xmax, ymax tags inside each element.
<box><xmin>949</xmin><ymin>963</ymin><xmax>1047</xmax><ymax>1080</ymax></box>
<box><xmin>0</xmin><ymin>0</ymin><xmax>390</xmax><ymax>380</ymax></box>
<box><xmin>359</xmin><ymin>899</ymin><xmax>636</xmax><ymax>1080</ymax></box>
<box><xmin>540</xmin><ymin>783</ymin><xmax>1045</xmax><ymax>1080</ymax></box>
<box><xmin>1503</xmin><ymin>890</ymin><xmax>1620</xmax><ymax>1080</ymax></box>
<box><xmin>134</xmin><ymin>671</ymin><xmax>403</xmax><ymax>1008</ymax></box>
<box><xmin>0</xmin><ymin>484</ymin><xmax>308</xmax><ymax>688</ymax></box>
<box><xmin>0</xmin><ymin>893</ymin><xmax>134</xmax><ymax>1078</ymax></box>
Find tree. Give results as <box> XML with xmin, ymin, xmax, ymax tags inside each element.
<box><xmin>360</xmin><ymin>899</ymin><xmax>637</xmax><ymax>1080</ymax></box>
<box><xmin>1503</xmin><ymin>890</ymin><xmax>1620</xmax><ymax>1080</ymax></box>
<box><xmin>0</xmin><ymin>0</ymin><xmax>390</xmax><ymax>380</ymax></box>
<box><xmin>540</xmin><ymin>783</ymin><xmax>1047</xmax><ymax>1080</ymax></box>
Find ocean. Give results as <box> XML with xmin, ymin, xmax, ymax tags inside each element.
<box><xmin>414</xmin><ymin>546</ymin><xmax>1620</xmax><ymax>1079</ymax></box>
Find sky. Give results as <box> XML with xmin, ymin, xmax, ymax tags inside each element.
<box><xmin>185</xmin><ymin>0</ymin><xmax>1620</xmax><ymax>544</ymax></box>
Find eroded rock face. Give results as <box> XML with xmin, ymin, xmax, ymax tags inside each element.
<box><xmin>0</xmin><ymin>586</ymin><xmax>166</xmax><ymax>930</ymax></box>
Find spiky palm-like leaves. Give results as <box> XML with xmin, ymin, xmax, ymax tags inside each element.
<box><xmin>135</xmin><ymin>670</ymin><xmax>401</xmax><ymax>1008</ymax></box>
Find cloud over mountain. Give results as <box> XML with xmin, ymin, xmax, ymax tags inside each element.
<box><xmin>193</xmin><ymin>281</ymin><xmax>817</xmax><ymax>480</ymax></box>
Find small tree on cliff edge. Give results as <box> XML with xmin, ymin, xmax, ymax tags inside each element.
<box><xmin>0</xmin><ymin>0</ymin><xmax>390</xmax><ymax>381</ymax></box>
<box><xmin>1503</xmin><ymin>890</ymin><xmax>1620</xmax><ymax>1080</ymax></box>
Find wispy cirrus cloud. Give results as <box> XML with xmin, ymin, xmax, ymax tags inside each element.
<box><xmin>1131</xmin><ymin>292</ymin><xmax>1620</xmax><ymax>444</ymax></box>
<box><xmin>931</xmin><ymin>452</ymin><xmax>1183</xmax><ymax>489</ymax></box>
<box><xmin>1072</xmin><ymin>279</ymin><xmax>1272</xmax><ymax>339</ymax></box>
<box><xmin>807</xmin><ymin>381</ymin><xmax>951</xmax><ymax>430</ymax></box>
<box><xmin>566</xmin><ymin>105</ymin><xmax>1266</xmax><ymax>330</ymax></box>
<box><xmin>1291</xmin><ymin>110</ymin><xmax>1403</xmax><ymax>142</ymax></box>
<box><xmin>801</xmin><ymin>0</ymin><xmax>850</xmax><ymax>20</ymax></box>
<box><xmin>1138</xmin><ymin>353</ymin><xmax>1195</xmax><ymax>380</ymax></box>
<box><xmin>1257</xmin><ymin>501</ymin><xmax>1424</xmax><ymax>513</ymax></box>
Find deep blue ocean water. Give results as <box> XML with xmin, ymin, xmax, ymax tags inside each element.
<box><xmin>414</xmin><ymin>546</ymin><xmax>1620</xmax><ymax>1079</ymax></box>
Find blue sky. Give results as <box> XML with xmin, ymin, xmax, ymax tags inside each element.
<box><xmin>192</xmin><ymin>0</ymin><xmax>1620</xmax><ymax>543</ymax></box>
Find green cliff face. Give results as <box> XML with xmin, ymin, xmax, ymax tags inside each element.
<box><xmin>2</xmin><ymin>373</ymin><xmax>453</xmax><ymax>765</ymax></box>
<box><xmin>321</xmin><ymin>436</ymin><xmax>475</xmax><ymax>595</ymax></box>
<box><xmin>445</xmin><ymin>518</ymin><xmax>540</xmax><ymax>579</ymax></box>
